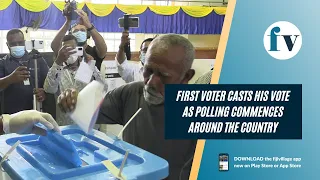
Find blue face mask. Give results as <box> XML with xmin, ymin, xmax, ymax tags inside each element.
<box><xmin>73</xmin><ymin>31</ymin><xmax>87</xmax><ymax>43</ymax></box>
<box><xmin>10</xmin><ymin>46</ymin><xmax>25</xmax><ymax>58</ymax></box>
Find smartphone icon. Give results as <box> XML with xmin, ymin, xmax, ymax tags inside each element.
<box><xmin>219</xmin><ymin>153</ymin><xmax>229</xmax><ymax>171</ymax></box>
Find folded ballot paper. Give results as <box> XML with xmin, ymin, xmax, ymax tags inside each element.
<box><xmin>69</xmin><ymin>80</ymin><xmax>106</xmax><ymax>134</ymax></box>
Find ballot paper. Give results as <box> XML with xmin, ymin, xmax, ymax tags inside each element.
<box><xmin>74</xmin><ymin>61</ymin><xmax>94</xmax><ymax>84</ymax></box>
<box><xmin>69</xmin><ymin>80</ymin><xmax>106</xmax><ymax>134</ymax></box>
<box><xmin>88</xmin><ymin>60</ymin><xmax>96</xmax><ymax>70</ymax></box>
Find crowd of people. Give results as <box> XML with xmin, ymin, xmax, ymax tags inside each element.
<box><xmin>0</xmin><ymin>3</ymin><xmax>213</xmax><ymax>180</ymax></box>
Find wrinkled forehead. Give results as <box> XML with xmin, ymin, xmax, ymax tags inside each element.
<box><xmin>146</xmin><ymin>41</ymin><xmax>186</xmax><ymax>73</ymax></box>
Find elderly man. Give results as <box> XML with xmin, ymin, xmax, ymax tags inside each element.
<box><xmin>58</xmin><ymin>34</ymin><xmax>197</xmax><ymax>180</ymax></box>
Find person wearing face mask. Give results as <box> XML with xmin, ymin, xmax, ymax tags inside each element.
<box><xmin>0</xmin><ymin>29</ymin><xmax>49</xmax><ymax>114</ymax></box>
<box><xmin>116</xmin><ymin>31</ymin><xmax>153</xmax><ymax>83</ymax></box>
<box><xmin>44</xmin><ymin>35</ymin><xmax>107</xmax><ymax>126</ymax></box>
<box><xmin>51</xmin><ymin>3</ymin><xmax>107</xmax><ymax>71</ymax></box>
<box><xmin>57</xmin><ymin>34</ymin><xmax>197</xmax><ymax>180</ymax></box>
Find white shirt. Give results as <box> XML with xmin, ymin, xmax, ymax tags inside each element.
<box><xmin>116</xmin><ymin>58</ymin><xmax>144</xmax><ymax>83</ymax></box>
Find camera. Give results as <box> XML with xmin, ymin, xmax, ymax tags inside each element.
<box><xmin>71</xmin><ymin>46</ymin><xmax>84</xmax><ymax>56</ymax></box>
<box><xmin>25</xmin><ymin>40</ymin><xmax>44</xmax><ymax>51</ymax></box>
<box><xmin>64</xmin><ymin>0</ymin><xmax>78</xmax><ymax>20</ymax></box>
<box><xmin>118</xmin><ymin>14</ymin><xmax>139</xmax><ymax>30</ymax></box>
<box><xmin>118</xmin><ymin>14</ymin><xmax>140</xmax><ymax>60</ymax></box>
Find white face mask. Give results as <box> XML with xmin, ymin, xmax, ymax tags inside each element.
<box><xmin>67</xmin><ymin>55</ymin><xmax>78</xmax><ymax>65</ymax></box>
<box><xmin>72</xmin><ymin>31</ymin><xmax>87</xmax><ymax>43</ymax></box>
<box><xmin>10</xmin><ymin>46</ymin><xmax>25</xmax><ymax>58</ymax></box>
<box><xmin>139</xmin><ymin>52</ymin><xmax>146</xmax><ymax>64</ymax></box>
<box><xmin>143</xmin><ymin>85</ymin><xmax>164</xmax><ymax>105</ymax></box>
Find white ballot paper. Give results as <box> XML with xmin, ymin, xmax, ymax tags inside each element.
<box><xmin>69</xmin><ymin>80</ymin><xmax>106</xmax><ymax>134</ymax></box>
<box><xmin>88</xmin><ymin>60</ymin><xmax>96</xmax><ymax>70</ymax></box>
<box><xmin>74</xmin><ymin>61</ymin><xmax>94</xmax><ymax>84</ymax></box>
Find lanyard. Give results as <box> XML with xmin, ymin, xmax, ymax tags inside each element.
<box><xmin>11</xmin><ymin>58</ymin><xmax>37</xmax><ymax>88</ymax></box>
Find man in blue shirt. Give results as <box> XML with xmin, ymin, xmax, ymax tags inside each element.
<box><xmin>0</xmin><ymin>29</ymin><xmax>49</xmax><ymax>114</ymax></box>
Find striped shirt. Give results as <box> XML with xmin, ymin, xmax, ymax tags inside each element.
<box><xmin>194</xmin><ymin>70</ymin><xmax>213</xmax><ymax>84</ymax></box>
<box><xmin>44</xmin><ymin>61</ymin><xmax>108</xmax><ymax>126</ymax></box>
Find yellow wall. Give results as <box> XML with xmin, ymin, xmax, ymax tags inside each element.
<box><xmin>188</xmin><ymin>35</ymin><xmax>220</xmax><ymax>49</ymax></box>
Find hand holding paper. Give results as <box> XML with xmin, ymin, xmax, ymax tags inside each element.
<box><xmin>58</xmin><ymin>81</ymin><xmax>106</xmax><ymax>134</ymax></box>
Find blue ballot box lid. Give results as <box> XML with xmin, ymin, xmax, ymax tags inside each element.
<box><xmin>0</xmin><ymin>125</ymin><xmax>169</xmax><ymax>180</ymax></box>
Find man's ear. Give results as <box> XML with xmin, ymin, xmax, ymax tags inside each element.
<box><xmin>182</xmin><ymin>69</ymin><xmax>195</xmax><ymax>84</ymax></box>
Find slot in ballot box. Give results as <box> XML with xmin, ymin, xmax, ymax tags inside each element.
<box><xmin>0</xmin><ymin>125</ymin><xmax>169</xmax><ymax>180</ymax></box>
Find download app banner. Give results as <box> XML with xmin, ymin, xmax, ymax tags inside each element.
<box><xmin>164</xmin><ymin>0</ymin><xmax>319</xmax><ymax>179</ymax></box>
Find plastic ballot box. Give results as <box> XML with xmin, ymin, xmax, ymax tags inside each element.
<box><xmin>0</xmin><ymin>125</ymin><xmax>169</xmax><ymax>180</ymax></box>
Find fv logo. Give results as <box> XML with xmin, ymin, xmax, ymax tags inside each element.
<box><xmin>263</xmin><ymin>21</ymin><xmax>302</xmax><ymax>60</ymax></box>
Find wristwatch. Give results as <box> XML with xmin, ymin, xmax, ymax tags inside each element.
<box><xmin>87</xmin><ymin>24</ymin><xmax>95</xmax><ymax>32</ymax></box>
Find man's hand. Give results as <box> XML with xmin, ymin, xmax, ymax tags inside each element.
<box><xmin>57</xmin><ymin>89</ymin><xmax>78</xmax><ymax>113</ymax></box>
<box><xmin>62</xmin><ymin>2</ymin><xmax>72</xmax><ymax>21</ymax></box>
<box><xmin>2</xmin><ymin>110</ymin><xmax>60</xmax><ymax>136</ymax></box>
<box><xmin>56</xmin><ymin>46</ymin><xmax>76</xmax><ymax>65</ymax></box>
<box><xmin>120</xmin><ymin>31</ymin><xmax>130</xmax><ymax>49</ymax></box>
<box><xmin>34</xmin><ymin>88</ymin><xmax>46</xmax><ymax>102</ymax></box>
<box><xmin>75</xmin><ymin>9</ymin><xmax>91</xmax><ymax>28</ymax></box>
<box><xmin>8</xmin><ymin>66</ymin><xmax>30</xmax><ymax>84</ymax></box>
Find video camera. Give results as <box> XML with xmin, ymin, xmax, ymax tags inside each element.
<box><xmin>118</xmin><ymin>14</ymin><xmax>139</xmax><ymax>30</ymax></box>
<box><xmin>118</xmin><ymin>14</ymin><xmax>139</xmax><ymax>60</ymax></box>
<box><xmin>25</xmin><ymin>40</ymin><xmax>44</xmax><ymax>51</ymax></box>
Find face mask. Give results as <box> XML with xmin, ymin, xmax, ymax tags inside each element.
<box><xmin>67</xmin><ymin>55</ymin><xmax>78</xmax><ymax>65</ymax></box>
<box><xmin>10</xmin><ymin>46</ymin><xmax>25</xmax><ymax>58</ymax></box>
<box><xmin>139</xmin><ymin>52</ymin><xmax>146</xmax><ymax>64</ymax></box>
<box><xmin>143</xmin><ymin>85</ymin><xmax>164</xmax><ymax>105</ymax></box>
<box><xmin>73</xmin><ymin>31</ymin><xmax>87</xmax><ymax>43</ymax></box>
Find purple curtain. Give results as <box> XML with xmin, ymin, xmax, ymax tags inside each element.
<box><xmin>0</xmin><ymin>1</ymin><xmax>224</xmax><ymax>34</ymax></box>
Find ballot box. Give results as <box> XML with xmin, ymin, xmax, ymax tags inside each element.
<box><xmin>0</xmin><ymin>125</ymin><xmax>168</xmax><ymax>180</ymax></box>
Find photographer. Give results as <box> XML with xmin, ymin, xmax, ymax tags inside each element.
<box><xmin>0</xmin><ymin>29</ymin><xmax>49</xmax><ymax>114</ymax></box>
<box><xmin>44</xmin><ymin>35</ymin><xmax>107</xmax><ymax>126</ymax></box>
<box><xmin>51</xmin><ymin>2</ymin><xmax>107</xmax><ymax>70</ymax></box>
<box><xmin>116</xmin><ymin>30</ymin><xmax>153</xmax><ymax>83</ymax></box>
